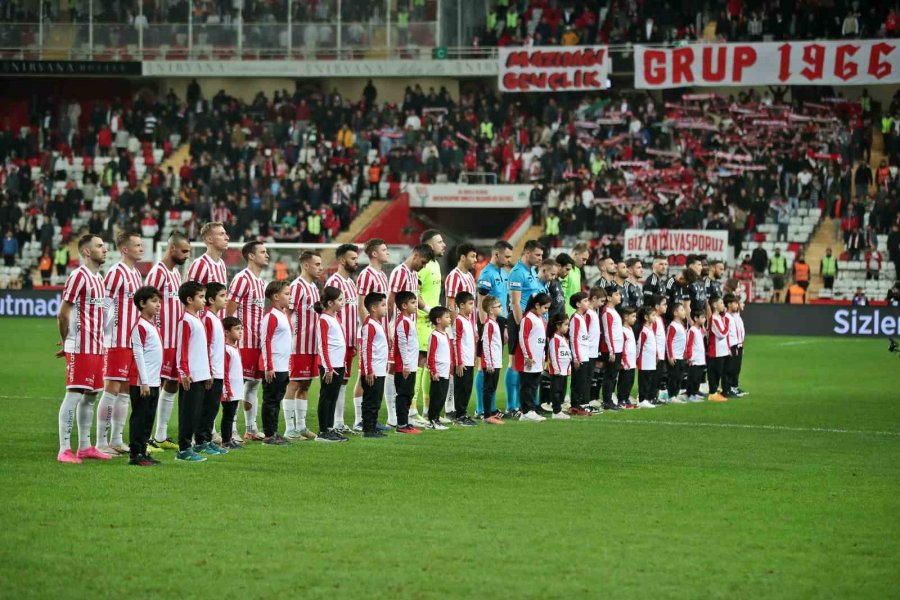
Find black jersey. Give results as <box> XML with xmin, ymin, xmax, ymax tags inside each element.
<box><xmin>622</xmin><ymin>280</ymin><xmax>643</xmax><ymax>309</ymax></box>
<box><xmin>642</xmin><ymin>272</ymin><xmax>665</xmax><ymax>304</ymax></box>
<box><xmin>687</xmin><ymin>279</ymin><xmax>708</xmax><ymax>312</ymax></box>
<box><xmin>705</xmin><ymin>277</ymin><xmax>724</xmax><ymax>301</ymax></box>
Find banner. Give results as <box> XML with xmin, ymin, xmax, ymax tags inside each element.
<box><xmin>0</xmin><ymin>289</ymin><xmax>62</xmax><ymax>317</ymax></box>
<box><xmin>634</xmin><ymin>40</ymin><xmax>900</xmax><ymax>88</ymax></box>
<box><xmin>407</xmin><ymin>184</ymin><xmax>531</xmax><ymax>209</ymax></box>
<box><xmin>624</xmin><ymin>229</ymin><xmax>729</xmax><ymax>261</ymax></box>
<box><xmin>142</xmin><ymin>59</ymin><xmax>497</xmax><ymax>78</ymax></box>
<box><xmin>498</xmin><ymin>45</ymin><xmax>609</xmax><ymax>92</ymax></box>
<box><xmin>742</xmin><ymin>304</ymin><xmax>900</xmax><ymax>337</ymax></box>
<box><xmin>0</xmin><ymin>60</ymin><xmax>142</xmax><ymax>76</ymax></box>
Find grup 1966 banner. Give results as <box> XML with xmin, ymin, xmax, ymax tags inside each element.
<box><xmin>634</xmin><ymin>40</ymin><xmax>900</xmax><ymax>88</ymax></box>
<box><xmin>499</xmin><ymin>45</ymin><xmax>609</xmax><ymax>92</ymax></box>
<box><xmin>624</xmin><ymin>229</ymin><xmax>729</xmax><ymax>261</ymax></box>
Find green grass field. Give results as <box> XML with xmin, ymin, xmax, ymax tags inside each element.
<box><xmin>1</xmin><ymin>318</ymin><xmax>899</xmax><ymax>599</ymax></box>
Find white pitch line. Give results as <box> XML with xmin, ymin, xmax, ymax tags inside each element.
<box><xmin>598</xmin><ymin>418</ymin><xmax>900</xmax><ymax>437</ymax></box>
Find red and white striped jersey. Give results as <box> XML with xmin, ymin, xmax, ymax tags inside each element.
<box><xmin>130</xmin><ymin>317</ymin><xmax>163</xmax><ymax>387</ymax></box>
<box><xmin>515</xmin><ymin>311</ymin><xmax>546</xmax><ymax>373</ymax></box>
<box><xmin>686</xmin><ymin>325</ymin><xmax>707</xmax><ymax>366</ymax></box>
<box><xmin>707</xmin><ymin>313</ymin><xmax>731</xmax><ymax>358</ymax></box>
<box><xmin>392</xmin><ymin>313</ymin><xmax>418</xmax><ymax>373</ymax></box>
<box><xmin>186</xmin><ymin>253</ymin><xmax>228</xmax><ymax>285</ymax></box>
<box><xmin>445</xmin><ymin>267</ymin><xmax>477</xmax><ymax>331</ymax></box>
<box><xmin>453</xmin><ymin>314</ymin><xmax>476</xmax><ymax>367</ymax></box>
<box><xmin>666</xmin><ymin>320</ymin><xmax>687</xmax><ymax>360</ymax></box>
<box><xmin>63</xmin><ymin>265</ymin><xmax>106</xmax><ymax>354</ymax></box>
<box><xmin>317</xmin><ymin>313</ymin><xmax>346</xmax><ymax>371</ymax></box>
<box><xmin>289</xmin><ymin>276</ymin><xmax>320</xmax><ymax>355</ymax></box>
<box><xmin>145</xmin><ymin>261</ymin><xmax>183</xmax><ymax>349</ymax></box>
<box><xmin>224</xmin><ymin>345</ymin><xmax>245</xmax><ymax>401</ymax></box>
<box><xmin>427</xmin><ymin>330</ymin><xmax>453</xmax><ymax>379</ymax></box>
<box><xmin>481</xmin><ymin>319</ymin><xmax>503</xmax><ymax>370</ymax></box>
<box><xmin>357</xmin><ymin>265</ymin><xmax>390</xmax><ymax>335</ymax></box>
<box><xmin>637</xmin><ymin>326</ymin><xmax>658</xmax><ymax>371</ymax></box>
<box><xmin>600</xmin><ymin>305</ymin><xmax>624</xmax><ymax>354</ymax></box>
<box><xmin>201</xmin><ymin>309</ymin><xmax>225</xmax><ymax>379</ymax></box>
<box><xmin>103</xmin><ymin>262</ymin><xmax>143</xmax><ymax>349</ymax></box>
<box><xmin>569</xmin><ymin>312</ymin><xmax>590</xmax><ymax>364</ymax></box>
<box><xmin>621</xmin><ymin>327</ymin><xmax>636</xmax><ymax>369</ymax></box>
<box><xmin>227</xmin><ymin>268</ymin><xmax>266</xmax><ymax>349</ymax></box>
<box><xmin>653</xmin><ymin>315</ymin><xmax>666</xmax><ymax>360</ymax></box>
<box><xmin>548</xmin><ymin>333</ymin><xmax>572</xmax><ymax>376</ymax></box>
<box><xmin>177</xmin><ymin>312</ymin><xmax>211</xmax><ymax>382</ymax></box>
<box><xmin>727</xmin><ymin>312</ymin><xmax>745</xmax><ymax>346</ymax></box>
<box><xmin>388</xmin><ymin>262</ymin><xmax>419</xmax><ymax>321</ymax></box>
<box><xmin>325</xmin><ymin>272</ymin><xmax>359</xmax><ymax>347</ymax></box>
<box><xmin>585</xmin><ymin>308</ymin><xmax>601</xmax><ymax>358</ymax></box>
<box><xmin>260</xmin><ymin>307</ymin><xmax>291</xmax><ymax>372</ymax></box>
<box><xmin>359</xmin><ymin>317</ymin><xmax>388</xmax><ymax>377</ymax></box>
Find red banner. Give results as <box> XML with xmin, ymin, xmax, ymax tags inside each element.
<box><xmin>498</xmin><ymin>45</ymin><xmax>609</xmax><ymax>93</ymax></box>
<box><xmin>635</xmin><ymin>40</ymin><xmax>900</xmax><ymax>88</ymax></box>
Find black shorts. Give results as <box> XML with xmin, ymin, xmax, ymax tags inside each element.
<box><xmin>772</xmin><ymin>274</ymin><xmax>785</xmax><ymax>290</ymax></box>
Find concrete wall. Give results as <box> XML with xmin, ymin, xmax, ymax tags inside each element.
<box><xmin>156</xmin><ymin>76</ymin><xmax>460</xmax><ymax>105</ymax></box>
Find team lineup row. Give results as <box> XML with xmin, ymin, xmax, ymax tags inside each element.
<box><xmin>55</xmin><ymin>223</ymin><xmax>747</xmax><ymax>465</ymax></box>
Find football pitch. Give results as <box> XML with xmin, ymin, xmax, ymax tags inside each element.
<box><xmin>1</xmin><ymin>318</ymin><xmax>899</xmax><ymax>599</ymax></box>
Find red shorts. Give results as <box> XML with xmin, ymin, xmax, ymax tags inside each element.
<box><xmin>290</xmin><ymin>353</ymin><xmax>319</xmax><ymax>380</ymax></box>
<box><xmin>240</xmin><ymin>348</ymin><xmax>262</xmax><ymax>380</ymax></box>
<box><xmin>160</xmin><ymin>348</ymin><xmax>177</xmax><ymax>380</ymax></box>
<box><xmin>343</xmin><ymin>347</ymin><xmax>356</xmax><ymax>381</ymax></box>
<box><xmin>66</xmin><ymin>352</ymin><xmax>105</xmax><ymax>391</ymax></box>
<box><xmin>104</xmin><ymin>348</ymin><xmax>133</xmax><ymax>381</ymax></box>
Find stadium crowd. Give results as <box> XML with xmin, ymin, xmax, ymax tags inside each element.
<box><xmin>55</xmin><ymin>224</ymin><xmax>751</xmax><ymax>466</ymax></box>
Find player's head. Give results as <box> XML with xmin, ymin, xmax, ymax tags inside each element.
<box><xmin>396</xmin><ymin>290</ymin><xmax>417</xmax><ymax>314</ymax></box>
<box><xmin>166</xmin><ymin>232</ymin><xmax>191</xmax><ymax>266</ymax></box>
<box><xmin>364</xmin><ymin>238</ymin><xmax>389</xmax><ymax>265</ymax></box>
<box><xmin>625</xmin><ymin>257</ymin><xmax>643</xmax><ymax>279</ymax></box>
<box><xmin>428</xmin><ymin>305</ymin><xmax>451</xmax><ymax>326</ymax></box>
<box><xmin>200</xmin><ymin>221</ymin><xmax>229</xmax><ymax>252</ymax></box>
<box><xmin>222</xmin><ymin>316</ymin><xmax>243</xmax><ymax>342</ymax></box>
<box><xmin>492</xmin><ymin>240</ymin><xmax>513</xmax><ymax>268</ymax></box>
<box><xmin>539</xmin><ymin>258</ymin><xmax>558</xmax><ymax>281</ymax></box>
<box><xmin>116</xmin><ymin>231</ymin><xmax>144</xmax><ymax>263</ymax></box>
<box><xmin>455</xmin><ymin>291</ymin><xmax>475</xmax><ymax>314</ymax></box>
<box><xmin>409</xmin><ymin>244</ymin><xmax>435</xmax><ymax>271</ymax></box>
<box><xmin>364</xmin><ymin>291</ymin><xmax>387</xmax><ymax>318</ymax></box>
<box><xmin>178</xmin><ymin>280</ymin><xmax>206</xmax><ymax>307</ymax></box>
<box><xmin>555</xmin><ymin>253</ymin><xmax>574</xmax><ymax>279</ymax></box>
<box><xmin>133</xmin><ymin>285</ymin><xmax>161</xmax><ymax>315</ymax></box>
<box><xmin>571</xmin><ymin>242</ymin><xmax>590</xmax><ymax>266</ymax></box>
<box><xmin>78</xmin><ymin>234</ymin><xmax>107</xmax><ymax>266</ymax></box>
<box><xmin>335</xmin><ymin>243</ymin><xmax>359</xmax><ymax>275</ymax></box>
<box><xmin>569</xmin><ymin>291</ymin><xmax>589</xmax><ymax>311</ymax></box>
<box><xmin>652</xmin><ymin>255</ymin><xmax>668</xmax><ymax>276</ymax></box>
<box><xmin>242</xmin><ymin>240</ymin><xmax>269</xmax><ymax>268</ymax></box>
<box><xmin>205</xmin><ymin>281</ymin><xmax>227</xmax><ymax>307</ymax></box>
<box><xmin>421</xmin><ymin>229</ymin><xmax>445</xmax><ymax>258</ymax></box>
<box><xmin>522</xmin><ymin>240</ymin><xmax>544</xmax><ymax>267</ymax></box>
<box><xmin>686</xmin><ymin>254</ymin><xmax>703</xmax><ymax>276</ymax></box>
<box><xmin>616</xmin><ymin>260</ymin><xmax>628</xmax><ymax>280</ymax></box>
<box><xmin>709</xmin><ymin>259</ymin><xmax>725</xmax><ymax>279</ymax></box>
<box><xmin>525</xmin><ymin>292</ymin><xmax>552</xmax><ymax>316</ymax></box>
<box><xmin>598</xmin><ymin>256</ymin><xmax>616</xmax><ymax>276</ymax></box>
<box><xmin>265</xmin><ymin>280</ymin><xmax>290</xmax><ymax>307</ymax></box>
<box><xmin>299</xmin><ymin>250</ymin><xmax>323</xmax><ymax>279</ymax></box>
<box><xmin>457</xmin><ymin>242</ymin><xmax>477</xmax><ymax>271</ymax></box>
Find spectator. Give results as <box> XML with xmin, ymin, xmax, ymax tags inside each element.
<box><xmin>865</xmin><ymin>246</ymin><xmax>883</xmax><ymax>280</ymax></box>
<box><xmin>751</xmin><ymin>242</ymin><xmax>768</xmax><ymax>278</ymax></box>
<box><xmin>793</xmin><ymin>254</ymin><xmax>810</xmax><ymax>290</ymax></box>
<box><xmin>820</xmin><ymin>247</ymin><xmax>838</xmax><ymax>290</ymax></box>
<box><xmin>38</xmin><ymin>250</ymin><xmax>52</xmax><ymax>285</ymax></box>
<box><xmin>769</xmin><ymin>247</ymin><xmax>787</xmax><ymax>302</ymax></box>
<box><xmin>53</xmin><ymin>243</ymin><xmax>69</xmax><ymax>277</ymax></box>
<box><xmin>2</xmin><ymin>230</ymin><xmax>17</xmax><ymax>266</ymax></box>
<box><xmin>851</xmin><ymin>286</ymin><xmax>868</xmax><ymax>306</ymax></box>
<box><xmin>847</xmin><ymin>227</ymin><xmax>865</xmax><ymax>261</ymax></box>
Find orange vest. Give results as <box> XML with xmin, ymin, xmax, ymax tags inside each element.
<box><xmin>274</xmin><ymin>262</ymin><xmax>288</xmax><ymax>281</ymax></box>
<box><xmin>368</xmin><ymin>164</ymin><xmax>381</xmax><ymax>183</ymax></box>
<box><xmin>794</xmin><ymin>261</ymin><xmax>810</xmax><ymax>282</ymax></box>
<box><xmin>39</xmin><ymin>255</ymin><xmax>52</xmax><ymax>271</ymax></box>
<box><xmin>788</xmin><ymin>284</ymin><xmax>806</xmax><ymax>304</ymax></box>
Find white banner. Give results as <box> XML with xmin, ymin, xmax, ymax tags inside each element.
<box><xmin>624</xmin><ymin>229</ymin><xmax>729</xmax><ymax>261</ymax></box>
<box><xmin>498</xmin><ymin>45</ymin><xmax>609</xmax><ymax>93</ymax></box>
<box><xmin>634</xmin><ymin>40</ymin><xmax>900</xmax><ymax>88</ymax></box>
<box><xmin>408</xmin><ymin>184</ymin><xmax>531</xmax><ymax>209</ymax></box>
<box><xmin>142</xmin><ymin>59</ymin><xmax>497</xmax><ymax>78</ymax></box>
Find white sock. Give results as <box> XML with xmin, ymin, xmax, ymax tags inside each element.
<box><xmin>243</xmin><ymin>379</ymin><xmax>260</xmax><ymax>433</ymax></box>
<box><xmin>154</xmin><ymin>389</ymin><xmax>176</xmax><ymax>441</ymax></box>
<box><xmin>282</xmin><ymin>397</ymin><xmax>296</xmax><ymax>433</ymax></box>
<box><xmin>96</xmin><ymin>391</ymin><xmax>116</xmax><ymax>448</ymax></box>
<box><xmin>109</xmin><ymin>393</ymin><xmax>129</xmax><ymax>446</ymax></box>
<box><xmin>334</xmin><ymin>385</ymin><xmax>347</xmax><ymax>428</ymax></box>
<box><xmin>445</xmin><ymin>376</ymin><xmax>455</xmax><ymax>414</ymax></box>
<box><xmin>58</xmin><ymin>391</ymin><xmax>81</xmax><ymax>453</ymax></box>
<box><xmin>384</xmin><ymin>375</ymin><xmax>397</xmax><ymax>426</ymax></box>
<box><xmin>353</xmin><ymin>395</ymin><xmax>363</xmax><ymax>426</ymax></box>
<box><xmin>76</xmin><ymin>395</ymin><xmax>96</xmax><ymax>450</ymax></box>
<box><xmin>297</xmin><ymin>398</ymin><xmax>308</xmax><ymax>430</ymax></box>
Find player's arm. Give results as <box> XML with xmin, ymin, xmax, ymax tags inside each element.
<box><xmin>56</xmin><ymin>301</ymin><xmax>72</xmax><ymax>356</ymax></box>
<box><xmin>510</xmin><ymin>290</ymin><xmax>523</xmax><ymax>324</ymax></box>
